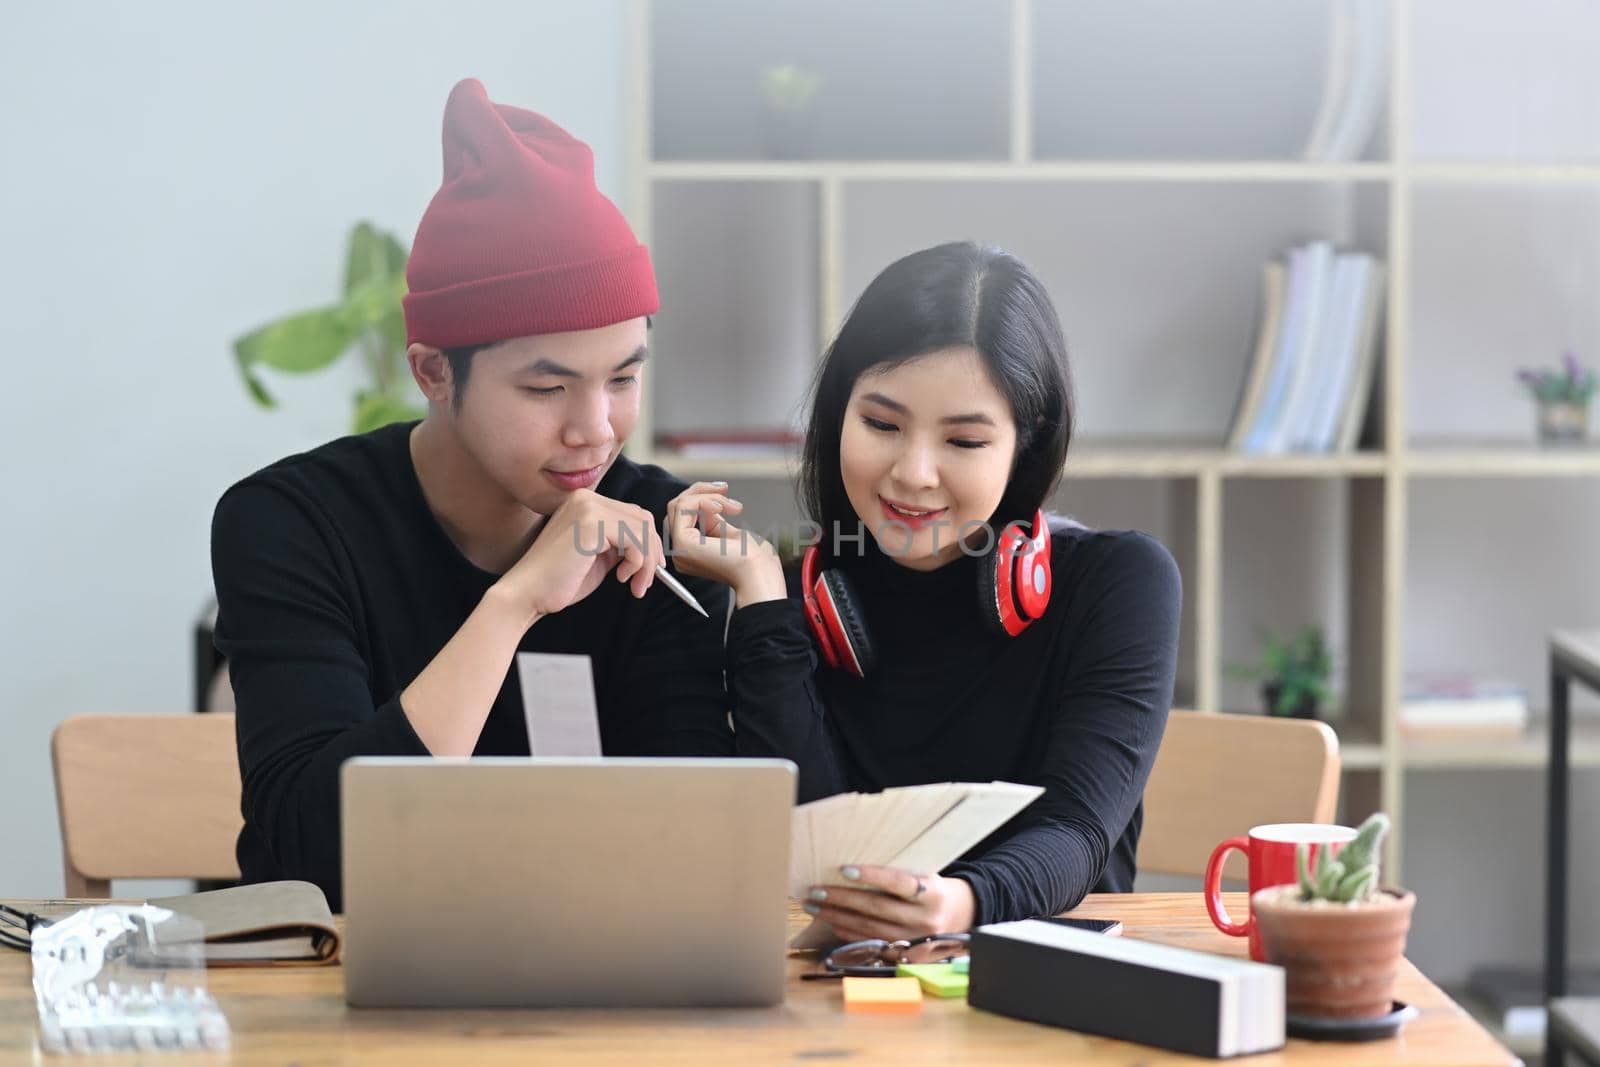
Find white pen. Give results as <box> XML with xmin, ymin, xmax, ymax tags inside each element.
<box><xmin>653</xmin><ymin>564</ymin><xmax>710</xmax><ymax>619</ymax></box>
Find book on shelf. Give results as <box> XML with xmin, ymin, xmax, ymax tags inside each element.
<box><xmin>655</xmin><ymin>429</ymin><xmax>802</xmax><ymax>457</ymax></box>
<box><xmin>1224</xmin><ymin>261</ymin><xmax>1286</xmax><ymax>450</ymax></box>
<box><xmin>1300</xmin><ymin>0</ymin><xmax>1390</xmax><ymax>163</ymax></box>
<box><xmin>1467</xmin><ymin>964</ymin><xmax>1600</xmax><ymax>1041</ymax></box>
<box><xmin>1400</xmin><ymin>676</ymin><xmax>1530</xmax><ymax>735</ymax></box>
<box><xmin>1230</xmin><ymin>240</ymin><xmax>1386</xmax><ymax>455</ymax></box>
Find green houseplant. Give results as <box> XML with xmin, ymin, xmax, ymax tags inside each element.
<box><xmin>1228</xmin><ymin>625</ymin><xmax>1333</xmax><ymax>718</ymax></box>
<box><xmin>1251</xmin><ymin>813</ymin><xmax>1417</xmax><ymax>1020</ymax></box>
<box><xmin>232</xmin><ymin>222</ymin><xmax>424</xmax><ymax>433</ymax></box>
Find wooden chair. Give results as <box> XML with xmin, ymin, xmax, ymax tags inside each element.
<box><xmin>51</xmin><ymin>713</ymin><xmax>243</xmax><ymax>897</ymax></box>
<box><xmin>1138</xmin><ymin>709</ymin><xmax>1341</xmax><ymax>880</ymax></box>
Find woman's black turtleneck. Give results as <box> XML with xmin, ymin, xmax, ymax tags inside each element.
<box><xmin>725</xmin><ymin>522</ymin><xmax>1182</xmax><ymax>925</ymax></box>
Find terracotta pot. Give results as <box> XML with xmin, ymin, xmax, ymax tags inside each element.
<box><xmin>1251</xmin><ymin>885</ymin><xmax>1416</xmax><ymax>1019</ymax></box>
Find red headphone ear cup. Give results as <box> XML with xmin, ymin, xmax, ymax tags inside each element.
<box><xmin>800</xmin><ymin>549</ymin><xmax>839</xmax><ymax>669</ymax></box>
<box><xmin>1014</xmin><ymin>514</ymin><xmax>1052</xmax><ymax>621</ymax></box>
<box><xmin>980</xmin><ymin>523</ymin><xmax>1028</xmax><ymax>637</ymax></box>
<box><xmin>976</xmin><ymin>542</ymin><xmax>1005</xmax><ymax>635</ymax></box>
<box><xmin>817</xmin><ymin>569</ymin><xmax>876</xmax><ymax>678</ymax></box>
<box><xmin>980</xmin><ymin>513</ymin><xmax>1052</xmax><ymax>637</ymax></box>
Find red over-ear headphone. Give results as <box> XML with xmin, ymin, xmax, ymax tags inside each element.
<box><xmin>801</xmin><ymin>509</ymin><xmax>1053</xmax><ymax>678</ymax></box>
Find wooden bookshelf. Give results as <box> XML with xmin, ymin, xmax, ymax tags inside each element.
<box><xmin>625</xmin><ymin>0</ymin><xmax>1600</xmax><ymax>914</ymax></box>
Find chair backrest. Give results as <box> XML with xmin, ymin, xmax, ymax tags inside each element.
<box><xmin>51</xmin><ymin>713</ymin><xmax>243</xmax><ymax>897</ymax></box>
<box><xmin>1138</xmin><ymin>710</ymin><xmax>1341</xmax><ymax>879</ymax></box>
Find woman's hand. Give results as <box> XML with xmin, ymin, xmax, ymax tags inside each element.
<box><xmin>803</xmin><ymin>865</ymin><xmax>977</xmax><ymax>942</ymax></box>
<box><xmin>666</xmin><ymin>481</ymin><xmax>788</xmax><ymax>608</ymax></box>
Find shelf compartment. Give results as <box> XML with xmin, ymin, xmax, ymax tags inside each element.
<box><xmin>1404</xmin><ymin>479</ymin><xmax>1600</xmax><ymax>735</ymax></box>
<box><xmin>1410</xmin><ymin>0</ymin><xmax>1600</xmax><ymax>163</ymax></box>
<box><xmin>1218</xmin><ymin>477</ymin><xmax>1387</xmax><ymax>747</ymax></box>
<box><xmin>1407</xmin><ymin>183</ymin><xmax>1600</xmax><ymax>445</ymax></box>
<box><xmin>648</xmin><ymin>181</ymin><xmax>819</xmax><ymax>444</ymax></box>
<box><xmin>650</xmin><ymin>0</ymin><xmax>1011</xmax><ymax>162</ymax></box>
<box><xmin>1031</xmin><ymin>1</ymin><xmax>1386</xmax><ymax>163</ymax></box>
<box><xmin>838</xmin><ymin>180</ymin><xmax>1389</xmax><ymax>445</ymax></box>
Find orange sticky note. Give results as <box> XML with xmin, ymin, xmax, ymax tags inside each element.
<box><xmin>842</xmin><ymin>976</ymin><xmax>923</xmax><ymax>1014</ymax></box>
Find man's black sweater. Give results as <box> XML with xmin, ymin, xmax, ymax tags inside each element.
<box><xmin>725</xmin><ymin>523</ymin><xmax>1182</xmax><ymax>925</ymax></box>
<box><xmin>210</xmin><ymin>422</ymin><xmax>735</xmax><ymax>910</ymax></box>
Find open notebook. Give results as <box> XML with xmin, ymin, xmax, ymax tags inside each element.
<box><xmin>788</xmin><ymin>781</ymin><xmax>1044</xmax><ymax>899</ymax></box>
<box><xmin>147</xmin><ymin>881</ymin><xmax>341</xmax><ymax>967</ymax></box>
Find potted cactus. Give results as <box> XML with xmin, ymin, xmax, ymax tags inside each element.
<box><xmin>1250</xmin><ymin>813</ymin><xmax>1416</xmax><ymax>1020</ymax></box>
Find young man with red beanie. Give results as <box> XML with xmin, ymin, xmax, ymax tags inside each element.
<box><xmin>210</xmin><ymin>79</ymin><xmax>750</xmax><ymax>909</ymax></box>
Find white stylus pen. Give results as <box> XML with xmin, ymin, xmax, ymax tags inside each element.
<box><xmin>653</xmin><ymin>564</ymin><xmax>710</xmax><ymax>619</ymax></box>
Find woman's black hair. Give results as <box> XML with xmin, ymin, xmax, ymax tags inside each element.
<box><xmin>799</xmin><ymin>241</ymin><xmax>1074</xmax><ymax>551</ymax></box>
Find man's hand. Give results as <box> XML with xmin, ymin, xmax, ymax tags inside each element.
<box><xmin>496</xmin><ymin>488</ymin><xmax>665</xmax><ymax>624</ymax></box>
<box><xmin>803</xmin><ymin>864</ymin><xmax>977</xmax><ymax>942</ymax></box>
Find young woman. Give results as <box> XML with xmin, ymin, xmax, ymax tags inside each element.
<box><xmin>667</xmin><ymin>241</ymin><xmax>1181</xmax><ymax>942</ymax></box>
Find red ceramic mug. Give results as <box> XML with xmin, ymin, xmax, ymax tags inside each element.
<box><xmin>1204</xmin><ymin>822</ymin><xmax>1357</xmax><ymax>961</ymax></box>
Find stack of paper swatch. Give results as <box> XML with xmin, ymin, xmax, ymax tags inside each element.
<box><xmin>788</xmin><ymin>781</ymin><xmax>1043</xmax><ymax>898</ymax></box>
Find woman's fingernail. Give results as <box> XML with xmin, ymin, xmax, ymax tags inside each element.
<box><xmin>809</xmin><ymin>888</ymin><xmax>828</xmax><ymax>902</ymax></box>
<box><xmin>710</xmin><ymin>480</ymin><xmax>728</xmax><ymax>486</ymax></box>
<box><xmin>840</xmin><ymin>866</ymin><xmax>861</xmax><ymax>880</ymax></box>
<box><xmin>803</xmin><ymin>903</ymin><xmax>820</xmax><ymax>915</ymax></box>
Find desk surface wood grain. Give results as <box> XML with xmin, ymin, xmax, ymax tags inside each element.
<box><xmin>0</xmin><ymin>892</ymin><xmax>1514</xmax><ymax>1066</ymax></box>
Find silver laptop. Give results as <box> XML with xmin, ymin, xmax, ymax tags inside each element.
<box><xmin>341</xmin><ymin>757</ymin><xmax>795</xmax><ymax>1008</ymax></box>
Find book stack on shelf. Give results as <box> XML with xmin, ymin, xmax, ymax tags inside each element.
<box><xmin>1399</xmin><ymin>676</ymin><xmax>1530</xmax><ymax>737</ymax></box>
<box><xmin>1227</xmin><ymin>241</ymin><xmax>1387</xmax><ymax>455</ymax></box>
<box><xmin>1298</xmin><ymin>0</ymin><xmax>1390</xmax><ymax>163</ymax></box>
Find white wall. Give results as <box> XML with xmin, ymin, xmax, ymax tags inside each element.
<box><xmin>0</xmin><ymin>0</ymin><xmax>627</xmax><ymax>897</ymax></box>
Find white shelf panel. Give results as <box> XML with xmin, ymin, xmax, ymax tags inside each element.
<box><xmin>1413</xmin><ymin>162</ymin><xmax>1600</xmax><ymax>183</ymax></box>
<box><xmin>645</xmin><ymin>451</ymin><xmax>798</xmax><ymax>479</ymax></box>
<box><xmin>1404</xmin><ymin>444</ymin><xmax>1600</xmax><ymax>477</ymax></box>
<box><xmin>650</xmin><ymin>447</ymin><xmax>1394</xmax><ymax>481</ymax></box>
<box><xmin>1067</xmin><ymin>446</ymin><xmax>1390</xmax><ymax>479</ymax></box>
<box><xmin>654</xmin><ymin>160</ymin><xmax>1600</xmax><ymax>184</ymax></box>
<box><xmin>649</xmin><ymin>161</ymin><xmax>1392</xmax><ymax>183</ymax></box>
<box><xmin>1402</xmin><ymin>717</ymin><xmax>1600</xmax><ymax>769</ymax></box>
<box><xmin>1342</xmin><ymin>739</ymin><xmax>1387</xmax><ymax>771</ymax></box>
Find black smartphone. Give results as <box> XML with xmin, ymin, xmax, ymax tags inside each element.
<box><xmin>1038</xmin><ymin>916</ymin><xmax>1123</xmax><ymax>936</ymax></box>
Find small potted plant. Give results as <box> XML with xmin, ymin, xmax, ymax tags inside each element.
<box><xmin>760</xmin><ymin>63</ymin><xmax>822</xmax><ymax>159</ymax></box>
<box><xmin>1228</xmin><ymin>625</ymin><xmax>1332</xmax><ymax>719</ymax></box>
<box><xmin>1252</xmin><ymin>813</ymin><xmax>1416</xmax><ymax>1020</ymax></box>
<box><xmin>1517</xmin><ymin>350</ymin><xmax>1597</xmax><ymax>445</ymax></box>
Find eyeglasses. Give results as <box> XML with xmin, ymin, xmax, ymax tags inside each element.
<box><xmin>0</xmin><ymin>903</ymin><xmax>49</xmax><ymax>953</ymax></box>
<box><xmin>803</xmin><ymin>933</ymin><xmax>971</xmax><ymax>979</ymax></box>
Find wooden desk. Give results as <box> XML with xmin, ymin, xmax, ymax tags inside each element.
<box><xmin>0</xmin><ymin>893</ymin><xmax>1514</xmax><ymax>1065</ymax></box>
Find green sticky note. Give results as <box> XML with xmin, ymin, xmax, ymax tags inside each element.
<box><xmin>951</xmin><ymin>956</ymin><xmax>970</xmax><ymax>974</ymax></box>
<box><xmin>896</xmin><ymin>963</ymin><xmax>970</xmax><ymax>998</ymax></box>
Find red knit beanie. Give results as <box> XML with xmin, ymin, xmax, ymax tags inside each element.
<box><xmin>402</xmin><ymin>78</ymin><xmax>658</xmax><ymax>347</ymax></box>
